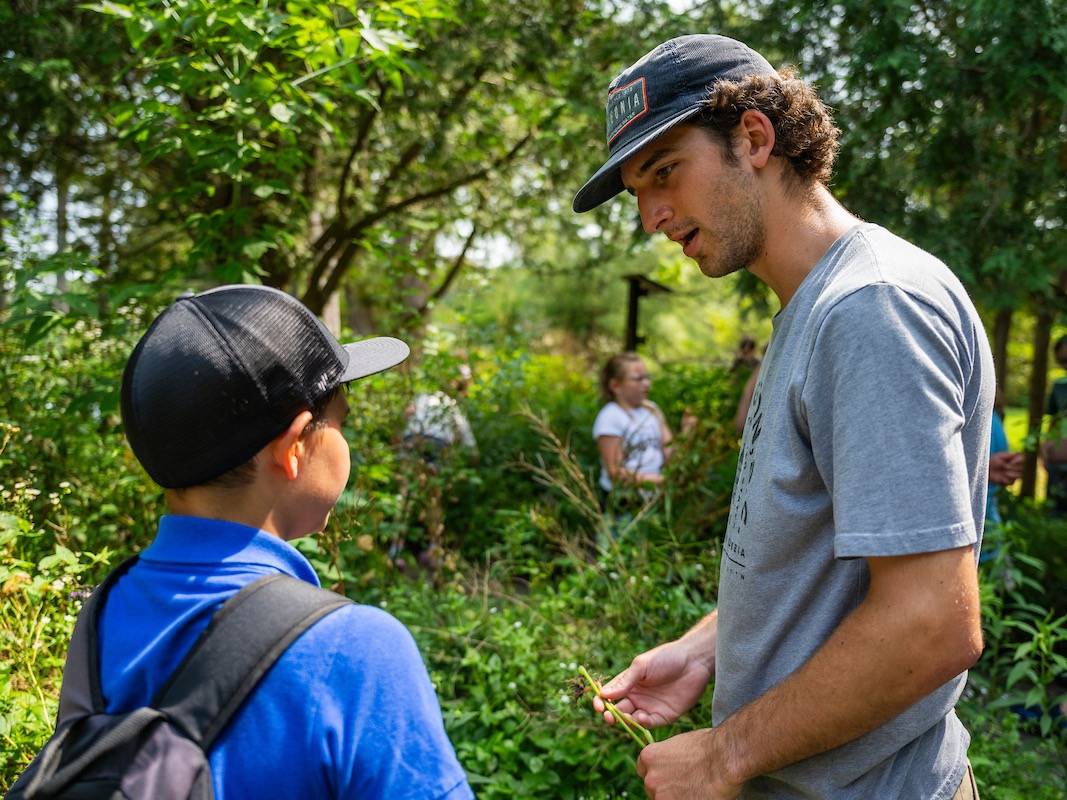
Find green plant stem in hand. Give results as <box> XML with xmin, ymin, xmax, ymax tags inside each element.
<box><xmin>578</xmin><ymin>665</ymin><xmax>654</xmax><ymax>747</ymax></box>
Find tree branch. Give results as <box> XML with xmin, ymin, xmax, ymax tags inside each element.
<box><xmin>415</xmin><ymin>219</ymin><xmax>479</xmax><ymax>316</ymax></box>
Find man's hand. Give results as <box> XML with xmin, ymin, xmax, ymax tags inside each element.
<box><xmin>593</xmin><ymin>633</ymin><xmax>714</xmax><ymax>729</ymax></box>
<box><xmin>636</xmin><ymin>729</ymin><xmax>743</xmax><ymax>799</ymax></box>
<box><xmin>988</xmin><ymin>451</ymin><xmax>1023</xmax><ymax>486</ymax></box>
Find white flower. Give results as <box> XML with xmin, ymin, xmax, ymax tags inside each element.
<box><xmin>507</xmin><ymin>681</ymin><xmax>517</xmax><ymax>691</ymax></box>
<box><xmin>512</xmin><ymin>621</ymin><xmax>522</xmax><ymax>629</ymax></box>
<box><xmin>379</xmin><ymin>600</ymin><xmax>388</xmax><ymax>608</ymax></box>
<box><xmin>559</xmin><ymin>695</ymin><xmax>571</xmax><ymax>705</ymax></box>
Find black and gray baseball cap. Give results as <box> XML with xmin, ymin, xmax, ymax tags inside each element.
<box><xmin>573</xmin><ymin>34</ymin><xmax>777</xmax><ymax>213</ymax></box>
<box><xmin>121</xmin><ymin>285</ymin><xmax>410</xmax><ymax>488</ymax></box>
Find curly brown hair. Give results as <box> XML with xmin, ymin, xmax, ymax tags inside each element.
<box><xmin>691</xmin><ymin>68</ymin><xmax>840</xmax><ymax>187</ymax></box>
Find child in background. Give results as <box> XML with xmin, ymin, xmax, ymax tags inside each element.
<box><xmin>593</xmin><ymin>352</ymin><xmax>673</xmax><ymax>506</ymax></box>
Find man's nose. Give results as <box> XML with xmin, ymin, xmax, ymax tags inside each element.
<box><xmin>638</xmin><ymin>192</ymin><xmax>672</xmax><ymax>234</ymax></box>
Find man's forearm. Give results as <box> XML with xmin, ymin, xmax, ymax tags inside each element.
<box><xmin>680</xmin><ymin>609</ymin><xmax>718</xmax><ymax>673</ymax></box>
<box><xmin>713</xmin><ymin>553</ymin><xmax>981</xmax><ymax>784</ymax></box>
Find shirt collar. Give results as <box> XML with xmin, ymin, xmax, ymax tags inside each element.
<box><xmin>141</xmin><ymin>515</ymin><xmax>320</xmax><ymax>586</ymax></box>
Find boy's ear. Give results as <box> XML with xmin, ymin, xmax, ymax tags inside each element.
<box><xmin>269</xmin><ymin>410</ymin><xmax>314</xmax><ymax>480</ymax></box>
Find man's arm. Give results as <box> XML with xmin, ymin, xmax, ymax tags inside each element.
<box><xmin>637</xmin><ymin>545</ymin><xmax>981</xmax><ymax>796</ymax></box>
<box><xmin>595</xmin><ymin>610</ymin><xmax>717</xmax><ymax>728</ymax></box>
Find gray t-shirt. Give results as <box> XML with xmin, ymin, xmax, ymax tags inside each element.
<box><xmin>715</xmin><ymin>224</ymin><xmax>993</xmax><ymax>799</ymax></box>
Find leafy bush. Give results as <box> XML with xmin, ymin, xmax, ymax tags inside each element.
<box><xmin>2</xmin><ymin>314</ymin><xmax>1065</xmax><ymax>796</ymax></box>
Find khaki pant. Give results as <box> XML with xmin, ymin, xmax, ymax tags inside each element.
<box><xmin>951</xmin><ymin>762</ymin><xmax>980</xmax><ymax>800</ymax></box>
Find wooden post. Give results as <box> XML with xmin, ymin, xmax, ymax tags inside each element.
<box><xmin>623</xmin><ymin>274</ymin><xmax>672</xmax><ymax>352</ymax></box>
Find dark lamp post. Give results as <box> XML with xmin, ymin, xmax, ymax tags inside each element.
<box><xmin>623</xmin><ymin>273</ymin><xmax>672</xmax><ymax>351</ymax></box>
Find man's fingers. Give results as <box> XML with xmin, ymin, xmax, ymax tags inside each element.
<box><xmin>601</xmin><ymin>658</ymin><xmax>647</xmax><ymax>699</ymax></box>
<box><xmin>632</xmin><ymin>709</ymin><xmax>653</xmax><ymax>727</ymax></box>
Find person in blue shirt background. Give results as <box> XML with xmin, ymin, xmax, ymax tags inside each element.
<box><xmin>104</xmin><ymin>285</ymin><xmax>473</xmax><ymax>799</ymax></box>
<box><xmin>985</xmin><ymin>409</ymin><xmax>1022</xmax><ymax>527</ymax></box>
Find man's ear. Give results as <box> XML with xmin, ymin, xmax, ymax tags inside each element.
<box><xmin>270</xmin><ymin>410</ymin><xmax>314</xmax><ymax>481</ymax></box>
<box><xmin>738</xmin><ymin>109</ymin><xmax>775</xmax><ymax>169</ymax></box>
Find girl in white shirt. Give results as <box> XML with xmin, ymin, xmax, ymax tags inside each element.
<box><xmin>592</xmin><ymin>353</ymin><xmax>673</xmax><ymax>498</ymax></box>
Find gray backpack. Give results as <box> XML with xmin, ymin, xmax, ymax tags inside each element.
<box><xmin>7</xmin><ymin>558</ymin><xmax>350</xmax><ymax>799</ymax></box>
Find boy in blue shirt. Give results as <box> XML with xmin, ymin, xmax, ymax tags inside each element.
<box><xmin>108</xmin><ymin>285</ymin><xmax>473</xmax><ymax>799</ymax></box>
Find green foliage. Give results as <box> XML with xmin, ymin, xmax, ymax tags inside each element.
<box><xmin>974</xmin><ymin>514</ymin><xmax>1067</xmax><ymax>742</ymax></box>
<box><xmin>0</xmin><ymin>512</ymin><xmax>113</xmax><ymax>781</ymax></box>
<box><xmin>757</xmin><ymin>0</ymin><xmax>1067</xmax><ymax>317</ymax></box>
<box><xmin>957</xmin><ymin>709</ymin><xmax>1066</xmax><ymax>800</ymax></box>
<box><xmin>2</xmin><ymin>308</ymin><xmax>1067</xmax><ymax>793</ymax></box>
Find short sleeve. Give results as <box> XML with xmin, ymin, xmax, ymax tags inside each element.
<box><xmin>593</xmin><ymin>403</ymin><xmax>627</xmax><ymax>439</ymax></box>
<box><xmin>454</xmin><ymin>411</ymin><xmax>476</xmax><ymax>449</ymax></box>
<box><xmin>317</xmin><ymin>606</ymin><xmax>473</xmax><ymax>800</ymax></box>
<box><xmin>801</xmin><ymin>284</ymin><xmax>977</xmax><ymax>558</ymax></box>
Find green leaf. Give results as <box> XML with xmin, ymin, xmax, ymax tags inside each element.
<box><xmin>84</xmin><ymin>1</ymin><xmax>133</xmax><ymax>19</ymax></box>
<box><xmin>360</xmin><ymin>26</ymin><xmax>389</xmax><ymax>52</ymax></box>
<box><xmin>1006</xmin><ymin>660</ymin><xmax>1031</xmax><ymax>689</ymax></box>
<box><xmin>269</xmin><ymin>103</ymin><xmax>293</xmax><ymax>123</ymax></box>
<box><xmin>241</xmin><ymin>240</ymin><xmax>276</xmax><ymax>260</ymax></box>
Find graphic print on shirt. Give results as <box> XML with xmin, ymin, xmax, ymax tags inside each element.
<box><xmin>724</xmin><ymin>376</ymin><xmax>764</xmax><ymax>582</ymax></box>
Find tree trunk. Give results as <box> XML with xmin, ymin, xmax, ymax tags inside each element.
<box><xmin>1021</xmin><ymin>308</ymin><xmax>1053</xmax><ymax>499</ymax></box>
<box><xmin>322</xmin><ymin>290</ymin><xmax>341</xmax><ymax>337</ymax></box>
<box><xmin>56</xmin><ymin>168</ymin><xmax>69</xmax><ymax>291</ymax></box>
<box><xmin>344</xmin><ymin>284</ymin><xmax>376</xmax><ymax>335</ymax></box>
<box><xmin>97</xmin><ymin>182</ymin><xmax>114</xmax><ymax>318</ymax></box>
<box><xmin>991</xmin><ymin>307</ymin><xmax>1013</xmax><ymax>408</ymax></box>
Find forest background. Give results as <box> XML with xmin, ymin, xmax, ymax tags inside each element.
<box><xmin>2</xmin><ymin>0</ymin><xmax>1065</xmax><ymax>796</ymax></box>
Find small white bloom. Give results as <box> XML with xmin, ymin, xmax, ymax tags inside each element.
<box><xmin>507</xmin><ymin>681</ymin><xmax>517</xmax><ymax>691</ymax></box>
<box><xmin>379</xmin><ymin>600</ymin><xmax>388</xmax><ymax>608</ymax></box>
<box><xmin>512</xmin><ymin>621</ymin><xmax>521</xmax><ymax>629</ymax></box>
<box><xmin>559</xmin><ymin>695</ymin><xmax>571</xmax><ymax>705</ymax></box>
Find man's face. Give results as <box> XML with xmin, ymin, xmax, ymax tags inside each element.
<box><xmin>619</xmin><ymin>124</ymin><xmax>765</xmax><ymax>279</ymax></box>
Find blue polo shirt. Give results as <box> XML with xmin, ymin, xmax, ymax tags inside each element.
<box><xmin>97</xmin><ymin>515</ymin><xmax>473</xmax><ymax>800</ymax></box>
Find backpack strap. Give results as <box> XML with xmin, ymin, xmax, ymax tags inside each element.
<box><xmin>153</xmin><ymin>573</ymin><xmax>351</xmax><ymax>750</ymax></box>
<box><xmin>57</xmin><ymin>555</ymin><xmax>141</xmax><ymax>723</ymax></box>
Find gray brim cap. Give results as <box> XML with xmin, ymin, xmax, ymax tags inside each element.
<box><xmin>340</xmin><ymin>337</ymin><xmax>410</xmax><ymax>381</ymax></box>
<box><xmin>573</xmin><ymin>34</ymin><xmax>777</xmax><ymax>213</ymax></box>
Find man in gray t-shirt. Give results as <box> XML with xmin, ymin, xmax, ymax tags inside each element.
<box><xmin>573</xmin><ymin>35</ymin><xmax>991</xmax><ymax>800</ymax></box>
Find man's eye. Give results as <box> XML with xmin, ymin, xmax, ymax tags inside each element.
<box><xmin>655</xmin><ymin>164</ymin><xmax>674</xmax><ymax>180</ymax></box>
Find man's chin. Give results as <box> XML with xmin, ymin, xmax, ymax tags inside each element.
<box><xmin>694</xmin><ymin>257</ymin><xmax>741</xmax><ymax>279</ymax></box>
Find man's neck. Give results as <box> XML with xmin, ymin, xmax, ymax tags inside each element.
<box><xmin>748</xmin><ymin>183</ymin><xmax>861</xmax><ymax>309</ymax></box>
